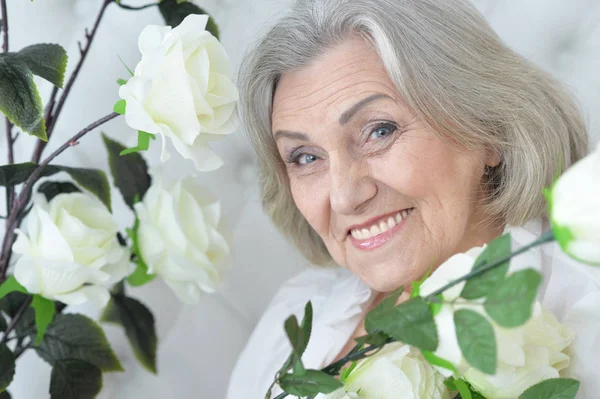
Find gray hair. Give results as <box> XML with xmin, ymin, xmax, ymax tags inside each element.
<box><xmin>238</xmin><ymin>0</ymin><xmax>590</xmax><ymax>265</ymax></box>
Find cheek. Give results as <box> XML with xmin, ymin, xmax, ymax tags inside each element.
<box><xmin>289</xmin><ymin>176</ymin><xmax>330</xmax><ymax>235</ymax></box>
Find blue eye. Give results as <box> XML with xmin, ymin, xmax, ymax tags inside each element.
<box><xmin>297</xmin><ymin>153</ymin><xmax>318</xmax><ymax>165</ymax></box>
<box><xmin>370</xmin><ymin>123</ymin><xmax>396</xmax><ymax>140</ymax></box>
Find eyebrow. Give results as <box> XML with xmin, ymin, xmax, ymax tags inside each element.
<box><xmin>273</xmin><ymin>93</ymin><xmax>392</xmax><ymax>141</ymax></box>
<box><xmin>339</xmin><ymin>93</ymin><xmax>391</xmax><ymax>125</ymax></box>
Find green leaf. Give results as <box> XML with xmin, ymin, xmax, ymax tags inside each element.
<box><xmin>461</xmin><ymin>233</ymin><xmax>511</xmax><ymax>300</ymax></box>
<box><xmin>0</xmin><ymin>55</ymin><xmax>46</xmax><ymax>140</ymax></box>
<box><xmin>119</xmin><ymin>131</ymin><xmax>156</xmax><ymax>156</ymax></box>
<box><xmin>102</xmin><ymin>134</ymin><xmax>152</xmax><ymax>209</ymax></box>
<box><xmin>15</xmin><ymin>43</ymin><xmax>68</xmax><ymax>88</ymax></box>
<box><xmin>0</xmin><ymin>163</ymin><xmax>111</xmax><ymax>211</ymax></box>
<box><xmin>422</xmin><ymin>350</ymin><xmax>457</xmax><ymax>374</ymax></box>
<box><xmin>519</xmin><ymin>378</ymin><xmax>580</xmax><ymax>399</ymax></box>
<box><xmin>125</xmin><ymin>222</ymin><xmax>156</xmax><ymax>287</ymax></box>
<box><xmin>0</xmin><ymin>292</ymin><xmax>29</xmax><ymax>318</ymax></box>
<box><xmin>340</xmin><ymin>361</ymin><xmax>358</xmax><ymax>383</ymax></box>
<box><xmin>278</xmin><ymin>369</ymin><xmax>343</xmax><ymax>396</ymax></box>
<box><xmin>0</xmin><ymin>390</ymin><xmax>11</xmax><ymax>399</ymax></box>
<box><xmin>484</xmin><ymin>269</ymin><xmax>541</xmax><ymax>328</ymax></box>
<box><xmin>99</xmin><ymin>297</ymin><xmax>120</xmax><ymax>325</ymax></box>
<box><xmin>0</xmin><ymin>313</ymin><xmax>7</xmax><ymax>332</ymax></box>
<box><xmin>353</xmin><ymin>330</ymin><xmax>391</xmax><ymax>348</ymax></box>
<box><xmin>109</xmin><ymin>295</ymin><xmax>157</xmax><ymax>374</ymax></box>
<box><xmin>454</xmin><ymin>309</ymin><xmax>496</xmax><ymax>375</ymax></box>
<box><xmin>31</xmin><ymin>295</ymin><xmax>56</xmax><ymax>345</ymax></box>
<box><xmin>0</xmin><ymin>343</ymin><xmax>15</xmax><ymax>392</ymax></box>
<box><xmin>35</xmin><ymin>314</ymin><xmax>123</xmax><ymax>372</ymax></box>
<box><xmin>453</xmin><ymin>379</ymin><xmax>472</xmax><ymax>399</ymax></box>
<box><xmin>0</xmin><ymin>163</ymin><xmax>37</xmax><ymax>186</ymax></box>
<box><xmin>57</xmin><ymin>166</ymin><xmax>112</xmax><ymax>212</ymax></box>
<box><xmin>37</xmin><ymin>181</ymin><xmax>81</xmax><ymax>202</ymax></box>
<box><xmin>126</xmin><ymin>263</ymin><xmax>156</xmax><ymax>287</ymax></box>
<box><xmin>113</xmin><ymin>99</ymin><xmax>126</xmax><ymax>115</ymax></box>
<box><xmin>365</xmin><ymin>296</ymin><xmax>438</xmax><ymax>351</ymax></box>
<box><xmin>49</xmin><ymin>360</ymin><xmax>102</xmax><ymax>399</ymax></box>
<box><xmin>158</xmin><ymin>0</ymin><xmax>220</xmax><ymax>38</ymax></box>
<box><xmin>0</xmin><ymin>277</ymin><xmax>27</xmax><ymax>300</ymax></box>
<box><xmin>117</xmin><ymin>79</ymin><xmax>127</xmax><ymax>86</ymax></box>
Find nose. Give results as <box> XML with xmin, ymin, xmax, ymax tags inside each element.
<box><xmin>329</xmin><ymin>152</ymin><xmax>377</xmax><ymax>215</ymax></box>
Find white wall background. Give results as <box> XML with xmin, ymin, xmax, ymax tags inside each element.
<box><xmin>0</xmin><ymin>0</ymin><xmax>599</xmax><ymax>398</ymax></box>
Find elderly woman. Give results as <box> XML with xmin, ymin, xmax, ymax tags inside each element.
<box><xmin>227</xmin><ymin>0</ymin><xmax>600</xmax><ymax>397</ymax></box>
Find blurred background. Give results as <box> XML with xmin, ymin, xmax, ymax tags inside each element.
<box><xmin>0</xmin><ymin>0</ymin><xmax>599</xmax><ymax>397</ymax></box>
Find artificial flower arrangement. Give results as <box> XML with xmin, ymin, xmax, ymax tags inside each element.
<box><xmin>266</xmin><ymin>144</ymin><xmax>600</xmax><ymax>399</ymax></box>
<box><xmin>0</xmin><ymin>1</ymin><xmax>237</xmax><ymax>398</ymax></box>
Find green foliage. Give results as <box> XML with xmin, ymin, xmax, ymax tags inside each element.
<box><xmin>31</xmin><ymin>295</ymin><xmax>56</xmax><ymax>345</ymax></box>
<box><xmin>0</xmin><ymin>163</ymin><xmax>111</xmax><ymax>211</ymax></box>
<box><xmin>340</xmin><ymin>360</ymin><xmax>358</xmax><ymax>383</ymax></box>
<box><xmin>444</xmin><ymin>378</ymin><xmax>485</xmax><ymax>399</ymax></box>
<box><xmin>0</xmin><ymin>313</ymin><xmax>6</xmax><ymax>333</ymax></box>
<box><xmin>278</xmin><ymin>370</ymin><xmax>343</xmax><ymax>396</ymax></box>
<box><xmin>283</xmin><ymin>302</ymin><xmax>313</xmax><ymax>374</ymax></box>
<box><xmin>0</xmin><ymin>55</ymin><xmax>46</xmax><ymax>139</ymax></box>
<box><xmin>0</xmin><ymin>277</ymin><xmax>27</xmax><ymax>300</ymax></box>
<box><xmin>125</xmin><ymin>217</ymin><xmax>156</xmax><ymax>287</ymax></box>
<box><xmin>421</xmin><ymin>349</ymin><xmax>457</xmax><ymax>374</ymax></box>
<box><xmin>37</xmin><ymin>181</ymin><xmax>81</xmax><ymax>202</ymax></box>
<box><xmin>454</xmin><ymin>309</ymin><xmax>496</xmax><ymax>375</ymax></box>
<box><xmin>365</xmin><ymin>296</ymin><xmax>438</xmax><ymax>351</ymax></box>
<box><xmin>158</xmin><ymin>0</ymin><xmax>220</xmax><ymax>38</ymax></box>
<box><xmin>119</xmin><ymin>131</ymin><xmax>156</xmax><ymax>156</ymax></box>
<box><xmin>461</xmin><ymin>234</ymin><xmax>511</xmax><ymax>300</ymax></box>
<box><xmin>49</xmin><ymin>359</ymin><xmax>102</xmax><ymax>399</ymax></box>
<box><xmin>101</xmin><ymin>295</ymin><xmax>157</xmax><ymax>374</ymax></box>
<box><xmin>101</xmin><ymin>134</ymin><xmax>152</xmax><ymax>209</ymax></box>
<box><xmin>116</xmin><ymin>79</ymin><xmax>127</xmax><ymax>86</ymax></box>
<box><xmin>519</xmin><ymin>378</ymin><xmax>579</xmax><ymax>399</ymax></box>
<box><xmin>0</xmin><ymin>343</ymin><xmax>15</xmax><ymax>392</ymax></box>
<box><xmin>113</xmin><ymin>99</ymin><xmax>126</xmax><ymax>115</ymax></box>
<box><xmin>35</xmin><ymin>314</ymin><xmax>123</xmax><ymax>372</ymax></box>
<box><xmin>0</xmin><ymin>292</ymin><xmax>29</xmax><ymax>318</ymax></box>
<box><xmin>14</xmin><ymin>43</ymin><xmax>68</xmax><ymax>88</ymax></box>
<box><xmin>0</xmin><ymin>390</ymin><xmax>11</xmax><ymax>399</ymax></box>
<box><xmin>353</xmin><ymin>330</ymin><xmax>390</xmax><ymax>348</ymax></box>
<box><xmin>484</xmin><ymin>269</ymin><xmax>541</xmax><ymax>328</ymax></box>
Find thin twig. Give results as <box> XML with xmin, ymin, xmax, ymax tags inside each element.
<box><xmin>31</xmin><ymin>0</ymin><xmax>112</xmax><ymax>163</ymax></box>
<box><xmin>1</xmin><ymin>0</ymin><xmax>8</xmax><ymax>53</ymax></box>
<box><xmin>0</xmin><ymin>296</ymin><xmax>32</xmax><ymax>345</ymax></box>
<box><xmin>425</xmin><ymin>230</ymin><xmax>555</xmax><ymax>299</ymax></box>
<box><xmin>115</xmin><ymin>2</ymin><xmax>159</xmax><ymax>11</ymax></box>
<box><xmin>14</xmin><ymin>339</ymin><xmax>34</xmax><ymax>359</ymax></box>
<box><xmin>0</xmin><ymin>112</ymin><xmax>120</xmax><ymax>280</ymax></box>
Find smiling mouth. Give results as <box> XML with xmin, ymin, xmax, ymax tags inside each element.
<box><xmin>348</xmin><ymin>208</ymin><xmax>414</xmax><ymax>240</ymax></box>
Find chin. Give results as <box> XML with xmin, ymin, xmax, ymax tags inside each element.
<box><xmin>353</xmin><ymin>262</ymin><xmax>419</xmax><ymax>293</ymax></box>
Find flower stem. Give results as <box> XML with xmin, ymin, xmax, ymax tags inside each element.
<box><xmin>0</xmin><ymin>112</ymin><xmax>120</xmax><ymax>280</ymax></box>
<box><xmin>32</xmin><ymin>0</ymin><xmax>113</xmax><ymax>163</ymax></box>
<box><xmin>425</xmin><ymin>229</ymin><xmax>555</xmax><ymax>300</ymax></box>
<box><xmin>115</xmin><ymin>2</ymin><xmax>159</xmax><ymax>10</ymax></box>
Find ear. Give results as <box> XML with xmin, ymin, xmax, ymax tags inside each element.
<box><xmin>484</xmin><ymin>147</ymin><xmax>501</xmax><ymax>168</ymax></box>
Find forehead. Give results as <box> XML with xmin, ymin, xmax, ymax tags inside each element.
<box><xmin>272</xmin><ymin>36</ymin><xmax>401</xmax><ymax>128</ymax></box>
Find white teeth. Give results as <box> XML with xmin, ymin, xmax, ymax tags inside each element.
<box><xmin>370</xmin><ymin>225</ymin><xmax>381</xmax><ymax>236</ymax></box>
<box><xmin>351</xmin><ymin>209</ymin><xmax>412</xmax><ymax>240</ymax></box>
<box><xmin>387</xmin><ymin>217</ymin><xmax>396</xmax><ymax>229</ymax></box>
<box><xmin>379</xmin><ymin>221</ymin><xmax>389</xmax><ymax>233</ymax></box>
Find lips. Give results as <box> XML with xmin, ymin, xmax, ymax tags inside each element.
<box><xmin>346</xmin><ymin>208</ymin><xmax>414</xmax><ymax>239</ymax></box>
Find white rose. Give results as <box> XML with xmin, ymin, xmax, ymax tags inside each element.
<box><xmin>134</xmin><ymin>175</ymin><xmax>230</xmax><ymax>304</ymax></box>
<box><xmin>119</xmin><ymin>14</ymin><xmax>239</xmax><ymax>172</ymax></box>
<box><xmin>548</xmin><ymin>144</ymin><xmax>600</xmax><ymax>265</ymax></box>
<box><xmin>420</xmin><ymin>249</ymin><xmax>574</xmax><ymax>399</ymax></box>
<box><xmin>319</xmin><ymin>343</ymin><xmax>450</xmax><ymax>399</ymax></box>
<box><xmin>12</xmin><ymin>193</ymin><xmax>132</xmax><ymax>306</ymax></box>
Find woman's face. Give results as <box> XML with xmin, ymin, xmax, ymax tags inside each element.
<box><xmin>271</xmin><ymin>36</ymin><xmax>502</xmax><ymax>292</ymax></box>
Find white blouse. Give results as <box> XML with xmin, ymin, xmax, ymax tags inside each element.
<box><xmin>226</xmin><ymin>219</ymin><xmax>600</xmax><ymax>398</ymax></box>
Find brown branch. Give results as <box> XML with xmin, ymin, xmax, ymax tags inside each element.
<box><xmin>0</xmin><ymin>112</ymin><xmax>119</xmax><ymax>280</ymax></box>
<box><xmin>0</xmin><ymin>296</ymin><xmax>32</xmax><ymax>345</ymax></box>
<box><xmin>1</xmin><ymin>0</ymin><xmax>15</xmax><ymax>216</ymax></box>
<box><xmin>1</xmin><ymin>0</ymin><xmax>8</xmax><ymax>53</ymax></box>
<box><xmin>31</xmin><ymin>0</ymin><xmax>113</xmax><ymax>163</ymax></box>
